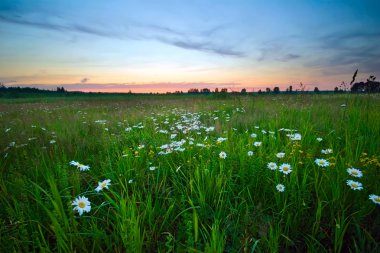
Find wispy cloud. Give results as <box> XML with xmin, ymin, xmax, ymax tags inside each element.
<box><xmin>80</xmin><ymin>78</ymin><xmax>89</xmax><ymax>83</ymax></box>
<box><xmin>0</xmin><ymin>12</ymin><xmax>245</xmax><ymax>57</ymax></box>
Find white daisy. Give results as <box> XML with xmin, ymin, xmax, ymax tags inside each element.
<box><xmin>276</xmin><ymin>184</ymin><xmax>285</xmax><ymax>192</ymax></box>
<box><xmin>250</xmin><ymin>133</ymin><xmax>257</xmax><ymax>138</ymax></box>
<box><xmin>219</xmin><ymin>151</ymin><xmax>227</xmax><ymax>159</ymax></box>
<box><xmin>78</xmin><ymin>164</ymin><xmax>90</xmax><ymax>171</ymax></box>
<box><xmin>346</xmin><ymin>168</ymin><xmax>363</xmax><ymax>178</ymax></box>
<box><xmin>254</xmin><ymin>142</ymin><xmax>262</xmax><ymax>147</ymax></box>
<box><xmin>279</xmin><ymin>164</ymin><xmax>292</xmax><ymax>175</ymax></box>
<box><xmin>276</xmin><ymin>152</ymin><xmax>285</xmax><ymax>158</ymax></box>
<box><xmin>315</xmin><ymin>158</ymin><xmax>329</xmax><ymax>167</ymax></box>
<box><xmin>247</xmin><ymin>151</ymin><xmax>254</xmax><ymax>157</ymax></box>
<box><xmin>267</xmin><ymin>162</ymin><xmax>278</xmax><ymax>171</ymax></box>
<box><xmin>316</xmin><ymin>137</ymin><xmax>323</xmax><ymax>142</ymax></box>
<box><xmin>346</xmin><ymin>180</ymin><xmax>363</xmax><ymax>190</ymax></box>
<box><xmin>95</xmin><ymin>179</ymin><xmax>111</xmax><ymax>192</ymax></box>
<box><xmin>369</xmin><ymin>194</ymin><xmax>380</xmax><ymax>205</ymax></box>
<box><xmin>72</xmin><ymin>196</ymin><xmax>91</xmax><ymax>216</ymax></box>
<box><xmin>149</xmin><ymin>166</ymin><xmax>156</xmax><ymax>171</ymax></box>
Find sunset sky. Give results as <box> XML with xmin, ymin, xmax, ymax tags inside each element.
<box><xmin>1</xmin><ymin>0</ymin><xmax>379</xmax><ymax>93</ymax></box>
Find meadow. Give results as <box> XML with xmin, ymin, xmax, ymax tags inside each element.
<box><xmin>0</xmin><ymin>93</ymin><xmax>379</xmax><ymax>252</ymax></box>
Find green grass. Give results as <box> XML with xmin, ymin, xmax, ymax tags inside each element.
<box><xmin>0</xmin><ymin>93</ymin><xmax>379</xmax><ymax>252</ymax></box>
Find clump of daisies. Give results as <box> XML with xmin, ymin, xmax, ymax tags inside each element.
<box><xmin>315</xmin><ymin>158</ymin><xmax>329</xmax><ymax>167</ymax></box>
<box><xmin>69</xmin><ymin>161</ymin><xmax>90</xmax><ymax>171</ymax></box>
<box><xmin>347</xmin><ymin>168</ymin><xmax>363</xmax><ymax>178</ymax></box>
<box><xmin>72</xmin><ymin>196</ymin><xmax>91</xmax><ymax>216</ymax></box>
<box><xmin>346</xmin><ymin>180</ymin><xmax>363</xmax><ymax>191</ymax></box>
<box><xmin>95</xmin><ymin>179</ymin><xmax>111</xmax><ymax>192</ymax></box>
<box><xmin>321</xmin><ymin>148</ymin><xmax>333</xmax><ymax>154</ymax></box>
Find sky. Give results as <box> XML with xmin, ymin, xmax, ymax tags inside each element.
<box><xmin>0</xmin><ymin>0</ymin><xmax>379</xmax><ymax>93</ymax></box>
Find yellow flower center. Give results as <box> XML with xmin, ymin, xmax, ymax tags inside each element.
<box><xmin>351</xmin><ymin>183</ymin><xmax>358</xmax><ymax>188</ymax></box>
<box><xmin>352</xmin><ymin>171</ymin><xmax>358</xmax><ymax>175</ymax></box>
<box><xmin>283</xmin><ymin>167</ymin><xmax>289</xmax><ymax>171</ymax></box>
<box><xmin>375</xmin><ymin>197</ymin><xmax>380</xmax><ymax>202</ymax></box>
<box><xmin>101</xmin><ymin>182</ymin><xmax>107</xmax><ymax>188</ymax></box>
<box><xmin>319</xmin><ymin>161</ymin><xmax>325</xmax><ymax>165</ymax></box>
<box><xmin>78</xmin><ymin>202</ymin><xmax>86</xmax><ymax>208</ymax></box>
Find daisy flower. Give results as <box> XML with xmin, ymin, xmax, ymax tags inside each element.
<box><xmin>276</xmin><ymin>152</ymin><xmax>285</xmax><ymax>158</ymax></box>
<box><xmin>369</xmin><ymin>194</ymin><xmax>380</xmax><ymax>205</ymax></box>
<box><xmin>267</xmin><ymin>162</ymin><xmax>278</xmax><ymax>171</ymax></box>
<box><xmin>95</xmin><ymin>179</ymin><xmax>111</xmax><ymax>192</ymax></box>
<box><xmin>250</xmin><ymin>133</ymin><xmax>257</xmax><ymax>138</ymax></box>
<box><xmin>276</xmin><ymin>184</ymin><xmax>285</xmax><ymax>192</ymax></box>
<box><xmin>316</xmin><ymin>137</ymin><xmax>323</xmax><ymax>142</ymax></box>
<box><xmin>247</xmin><ymin>151</ymin><xmax>254</xmax><ymax>157</ymax></box>
<box><xmin>254</xmin><ymin>141</ymin><xmax>262</xmax><ymax>147</ymax></box>
<box><xmin>149</xmin><ymin>166</ymin><xmax>156</xmax><ymax>171</ymax></box>
<box><xmin>321</xmin><ymin>149</ymin><xmax>333</xmax><ymax>154</ymax></box>
<box><xmin>290</xmin><ymin>133</ymin><xmax>302</xmax><ymax>141</ymax></box>
<box><xmin>78</xmin><ymin>164</ymin><xmax>90</xmax><ymax>171</ymax></box>
<box><xmin>219</xmin><ymin>151</ymin><xmax>227</xmax><ymax>159</ymax></box>
<box><xmin>279</xmin><ymin>164</ymin><xmax>292</xmax><ymax>175</ymax></box>
<box><xmin>346</xmin><ymin>180</ymin><xmax>363</xmax><ymax>190</ymax></box>
<box><xmin>70</xmin><ymin>161</ymin><xmax>79</xmax><ymax>166</ymax></box>
<box><xmin>72</xmin><ymin>196</ymin><xmax>91</xmax><ymax>216</ymax></box>
<box><xmin>315</xmin><ymin>158</ymin><xmax>329</xmax><ymax>167</ymax></box>
<box><xmin>346</xmin><ymin>168</ymin><xmax>363</xmax><ymax>178</ymax></box>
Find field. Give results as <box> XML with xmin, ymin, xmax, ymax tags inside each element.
<box><xmin>0</xmin><ymin>93</ymin><xmax>379</xmax><ymax>252</ymax></box>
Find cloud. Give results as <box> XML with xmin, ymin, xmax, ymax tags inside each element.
<box><xmin>0</xmin><ymin>13</ymin><xmax>245</xmax><ymax>57</ymax></box>
<box><xmin>81</xmin><ymin>78</ymin><xmax>89</xmax><ymax>83</ymax></box>
<box><xmin>306</xmin><ymin>30</ymin><xmax>380</xmax><ymax>74</ymax></box>
<box><xmin>157</xmin><ymin>37</ymin><xmax>245</xmax><ymax>57</ymax></box>
<box><xmin>257</xmin><ymin>43</ymin><xmax>301</xmax><ymax>62</ymax></box>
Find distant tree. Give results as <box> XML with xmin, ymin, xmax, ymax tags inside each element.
<box><xmin>258</xmin><ymin>89</ymin><xmax>262</xmax><ymax>94</ymax></box>
<box><xmin>286</xmin><ymin>88</ymin><xmax>289</xmax><ymax>92</ymax></box>
<box><xmin>214</xmin><ymin>88</ymin><xmax>219</xmax><ymax>93</ymax></box>
<box><xmin>266</xmin><ymin>87</ymin><xmax>271</xmax><ymax>93</ymax></box>
<box><xmin>273</xmin><ymin>87</ymin><xmax>280</xmax><ymax>93</ymax></box>
<box><xmin>188</xmin><ymin>88</ymin><xmax>199</xmax><ymax>93</ymax></box>
<box><xmin>201</xmin><ymin>88</ymin><xmax>211</xmax><ymax>93</ymax></box>
<box><xmin>314</xmin><ymin>87</ymin><xmax>320</xmax><ymax>93</ymax></box>
<box><xmin>334</xmin><ymin>87</ymin><xmax>339</xmax><ymax>92</ymax></box>
<box><xmin>220</xmin><ymin>88</ymin><xmax>228</xmax><ymax>93</ymax></box>
<box><xmin>289</xmin><ymin>85</ymin><xmax>293</xmax><ymax>93</ymax></box>
<box><xmin>351</xmin><ymin>75</ymin><xmax>380</xmax><ymax>93</ymax></box>
<box><xmin>241</xmin><ymin>88</ymin><xmax>247</xmax><ymax>94</ymax></box>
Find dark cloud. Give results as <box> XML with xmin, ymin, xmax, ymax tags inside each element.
<box><xmin>157</xmin><ymin>37</ymin><xmax>245</xmax><ymax>57</ymax></box>
<box><xmin>306</xmin><ymin>31</ymin><xmax>380</xmax><ymax>74</ymax></box>
<box><xmin>80</xmin><ymin>78</ymin><xmax>89</xmax><ymax>83</ymax></box>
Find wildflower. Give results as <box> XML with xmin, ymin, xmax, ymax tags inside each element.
<box><xmin>369</xmin><ymin>194</ymin><xmax>380</xmax><ymax>205</ymax></box>
<box><xmin>315</xmin><ymin>158</ymin><xmax>329</xmax><ymax>167</ymax></box>
<box><xmin>128</xmin><ymin>179</ymin><xmax>133</xmax><ymax>184</ymax></box>
<box><xmin>95</xmin><ymin>179</ymin><xmax>111</xmax><ymax>192</ymax></box>
<box><xmin>69</xmin><ymin>161</ymin><xmax>79</xmax><ymax>166</ymax></box>
<box><xmin>276</xmin><ymin>184</ymin><xmax>285</xmax><ymax>192</ymax></box>
<box><xmin>125</xmin><ymin>127</ymin><xmax>132</xmax><ymax>132</ymax></box>
<box><xmin>72</xmin><ymin>196</ymin><xmax>91</xmax><ymax>216</ymax></box>
<box><xmin>78</xmin><ymin>164</ymin><xmax>90</xmax><ymax>171</ymax></box>
<box><xmin>316</xmin><ymin>137</ymin><xmax>323</xmax><ymax>142</ymax></box>
<box><xmin>149</xmin><ymin>166</ymin><xmax>156</xmax><ymax>171</ymax></box>
<box><xmin>250</xmin><ymin>133</ymin><xmax>257</xmax><ymax>138</ymax></box>
<box><xmin>276</xmin><ymin>152</ymin><xmax>285</xmax><ymax>158</ymax></box>
<box><xmin>347</xmin><ymin>168</ymin><xmax>363</xmax><ymax>178</ymax></box>
<box><xmin>219</xmin><ymin>151</ymin><xmax>227</xmax><ymax>159</ymax></box>
<box><xmin>290</xmin><ymin>133</ymin><xmax>302</xmax><ymax>141</ymax></box>
<box><xmin>49</xmin><ymin>140</ymin><xmax>56</xmax><ymax>144</ymax></box>
<box><xmin>279</xmin><ymin>164</ymin><xmax>292</xmax><ymax>175</ymax></box>
<box><xmin>248</xmin><ymin>151</ymin><xmax>254</xmax><ymax>157</ymax></box>
<box><xmin>267</xmin><ymin>162</ymin><xmax>278</xmax><ymax>170</ymax></box>
<box><xmin>321</xmin><ymin>149</ymin><xmax>333</xmax><ymax>154</ymax></box>
<box><xmin>254</xmin><ymin>141</ymin><xmax>262</xmax><ymax>147</ymax></box>
<box><xmin>346</xmin><ymin>180</ymin><xmax>363</xmax><ymax>190</ymax></box>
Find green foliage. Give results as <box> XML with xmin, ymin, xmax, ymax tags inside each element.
<box><xmin>0</xmin><ymin>94</ymin><xmax>379</xmax><ymax>252</ymax></box>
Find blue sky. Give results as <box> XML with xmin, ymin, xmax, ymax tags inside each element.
<box><xmin>1</xmin><ymin>0</ymin><xmax>379</xmax><ymax>92</ymax></box>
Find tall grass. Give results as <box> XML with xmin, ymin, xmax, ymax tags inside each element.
<box><xmin>0</xmin><ymin>94</ymin><xmax>379</xmax><ymax>252</ymax></box>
